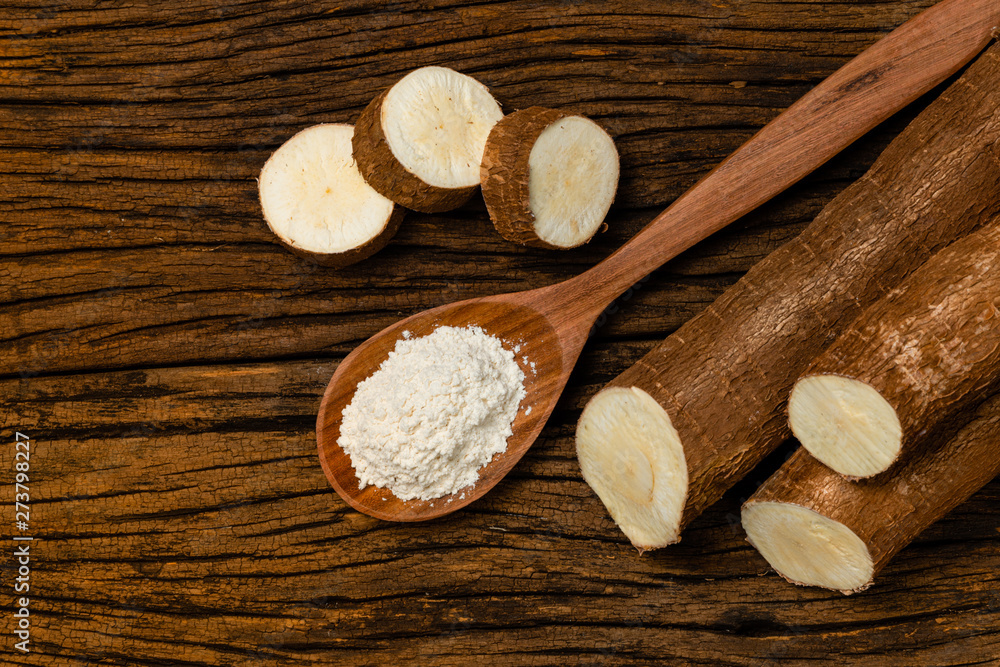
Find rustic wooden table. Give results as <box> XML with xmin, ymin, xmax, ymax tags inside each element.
<box><xmin>4</xmin><ymin>0</ymin><xmax>1000</xmax><ymax>664</ymax></box>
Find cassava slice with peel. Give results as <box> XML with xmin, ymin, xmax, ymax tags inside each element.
<box><xmin>481</xmin><ymin>107</ymin><xmax>619</xmax><ymax>249</ymax></box>
<box><xmin>743</xmin><ymin>393</ymin><xmax>1000</xmax><ymax>594</ymax></box>
<box><xmin>576</xmin><ymin>44</ymin><xmax>1000</xmax><ymax>551</ymax></box>
<box><xmin>789</xmin><ymin>217</ymin><xmax>1000</xmax><ymax>478</ymax></box>
<box><xmin>353</xmin><ymin>66</ymin><xmax>504</xmax><ymax>213</ymax></box>
<box><xmin>259</xmin><ymin>124</ymin><xmax>403</xmax><ymax>268</ymax></box>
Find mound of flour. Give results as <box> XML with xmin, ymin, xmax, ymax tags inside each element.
<box><xmin>338</xmin><ymin>325</ymin><xmax>526</xmax><ymax>501</ymax></box>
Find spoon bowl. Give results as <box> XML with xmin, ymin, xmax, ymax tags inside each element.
<box><xmin>316</xmin><ymin>291</ymin><xmax>574</xmax><ymax>521</ymax></box>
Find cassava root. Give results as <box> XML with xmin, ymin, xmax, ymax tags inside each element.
<box><xmin>789</xmin><ymin>216</ymin><xmax>1000</xmax><ymax>478</ymax></box>
<box><xmin>575</xmin><ymin>44</ymin><xmax>1000</xmax><ymax>551</ymax></box>
<box><xmin>743</xmin><ymin>393</ymin><xmax>1000</xmax><ymax>593</ymax></box>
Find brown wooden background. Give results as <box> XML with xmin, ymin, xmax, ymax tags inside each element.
<box><xmin>3</xmin><ymin>0</ymin><xmax>1000</xmax><ymax>664</ymax></box>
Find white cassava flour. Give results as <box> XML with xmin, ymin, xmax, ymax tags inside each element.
<box><xmin>338</xmin><ymin>325</ymin><xmax>526</xmax><ymax>501</ymax></box>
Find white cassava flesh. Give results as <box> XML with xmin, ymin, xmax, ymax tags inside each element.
<box><xmin>742</xmin><ymin>502</ymin><xmax>874</xmax><ymax>593</ymax></box>
<box><xmin>788</xmin><ymin>375</ymin><xmax>902</xmax><ymax>478</ymax></box>
<box><xmin>788</xmin><ymin>215</ymin><xmax>1000</xmax><ymax>479</ymax></box>
<box><xmin>259</xmin><ymin>124</ymin><xmax>401</xmax><ymax>266</ymax></box>
<box><xmin>481</xmin><ymin>107</ymin><xmax>619</xmax><ymax>249</ymax></box>
<box><xmin>383</xmin><ymin>67</ymin><xmax>502</xmax><ymax>189</ymax></box>
<box><xmin>529</xmin><ymin>116</ymin><xmax>618</xmax><ymax>247</ymax></box>
<box><xmin>575</xmin><ymin>387</ymin><xmax>687</xmax><ymax>550</ymax></box>
<box><xmin>353</xmin><ymin>66</ymin><xmax>503</xmax><ymax>213</ymax></box>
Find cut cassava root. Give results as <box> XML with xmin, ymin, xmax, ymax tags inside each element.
<box><xmin>576</xmin><ymin>387</ymin><xmax>687</xmax><ymax>549</ymax></box>
<box><xmin>353</xmin><ymin>66</ymin><xmax>504</xmax><ymax>213</ymax></box>
<box><xmin>788</xmin><ymin>376</ymin><xmax>900</xmax><ymax>477</ymax></box>
<box><xmin>789</xmin><ymin>217</ymin><xmax>1000</xmax><ymax>478</ymax></box>
<box><xmin>259</xmin><ymin>124</ymin><xmax>404</xmax><ymax>268</ymax></box>
<box><xmin>575</xmin><ymin>44</ymin><xmax>1000</xmax><ymax>551</ymax></box>
<box><xmin>743</xmin><ymin>393</ymin><xmax>1000</xmax><ymax>594</ymax></box>
<box><xmin>481</xmin><ymin>107</ymin><xmax>619</xmax><ymax>249</ymax></box>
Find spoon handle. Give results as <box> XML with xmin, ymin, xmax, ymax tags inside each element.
<box><xmin>574</xmin><ymin>0</ymin><xmax>1000</xmax><ymax>306</ymax></box>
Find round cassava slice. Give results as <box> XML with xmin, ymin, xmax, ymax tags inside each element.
<box><xmin>259</xmin><ymin>124</ymin><xmax>403</xmax><ymax>268</ymax></box>
<box><xmin>353</xmin><ymin>66</ymin><xmax>504</xmax><ymax>213</ymax></box>
<box><xmin>481</xmin><ymin>107</ymin><xmax>619</xmax><ymax>249</ymax></box>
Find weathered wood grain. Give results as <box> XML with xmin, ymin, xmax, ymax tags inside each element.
<box><xmin>0</xmin><ymin>0</ymin><xmax>933</xmax><ymax>377</ymax></box>
<box><xmin>3</xmin><ymin>359</ymin><xmax>1000</xmax><ymax>664</ymax></box>
<box><xmin>4</xmin><ymin>0</ymin><xmax>999</xmax><ymax>664</ymax></box>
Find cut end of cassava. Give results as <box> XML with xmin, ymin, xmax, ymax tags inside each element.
<box><xmin>742</xmin><ymin>501</ymin><xmax>874</xmax><ymax>594</ymax></box>
<box><xmin>576</xmin><ymin>386</ymin><xmax>687</xmax><ymax>550</ymax></box>
<box><xmin>529</xmin><ymin>116</ymin><xmax>618</xmax><ymax>246</ymax></box>
<box><xmin>481</xmin><ymin>107</ymin><xmax>619</xmax><ymax>249</ymax></box>
<box><xmin>789</xmin><ymin>374</ymin><xmax>902</xmax><ymax>478</ymax></box>
<box><xmin>259</xmin><ymin>124</ymin><xmax>402</xmax><ymax>267</ymax></box>
<box><xmin>353</xmin><ymin>66</ymin><xmax>503</xmax><ymax>213</ymax></box>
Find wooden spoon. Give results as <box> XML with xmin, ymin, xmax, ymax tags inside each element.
<box><xmin>317</xmin><ymin>0</ymin><xmax>1000</xmax><ymax>521</ymax></box>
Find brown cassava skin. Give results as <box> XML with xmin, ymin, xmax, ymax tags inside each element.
<box><xmin>352</xmin><ymin>89</ymin><xmax>478</xmax><ymax>214</ymax></box>
<box><xmin>593</xmin><ymin>44</ymin><xmax>1000</xmax><ymax>548</ymax></box>
<box><xmin>795</xmin><ymin>215</ymin><xmax>1000</xmax><ymax>477</ymax></box>
<box><xmin>266</xmin><ymin>205</ymin><xmax>405</xmax><ymax>269</ymax></box>
<box><xmin>744</xmin><ymin>393</ymin><xmax>1000</xmax><ymax>594</ymax></box>
<box><xmin>481</xmin><ymin>107</ymin><xmax>571</xmax><ymax>249</ymax></box>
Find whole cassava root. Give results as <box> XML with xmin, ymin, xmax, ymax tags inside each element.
<box><xmin>481</xmin><ymin>107</ymin><xmax>619</xmax><ymax>249</ymax></box>
<box><xmin>575</xmin><ymin>44</ymin><xmax>1000</xmax><ymax>551</ymax></box>
<box><xmin>789</xmin><ymin>216</ymin><xmax>1000</xmax><ymax>479</ymax></box>
<box><xmin>742</xmin><ymin>393</ymin><xmax>1000</xmax><ymax>594</ymax></box>
<box><xmin>352</xmin><ymin>66</ymin><xmax>503</xmax><ymax>214</ymax></box>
